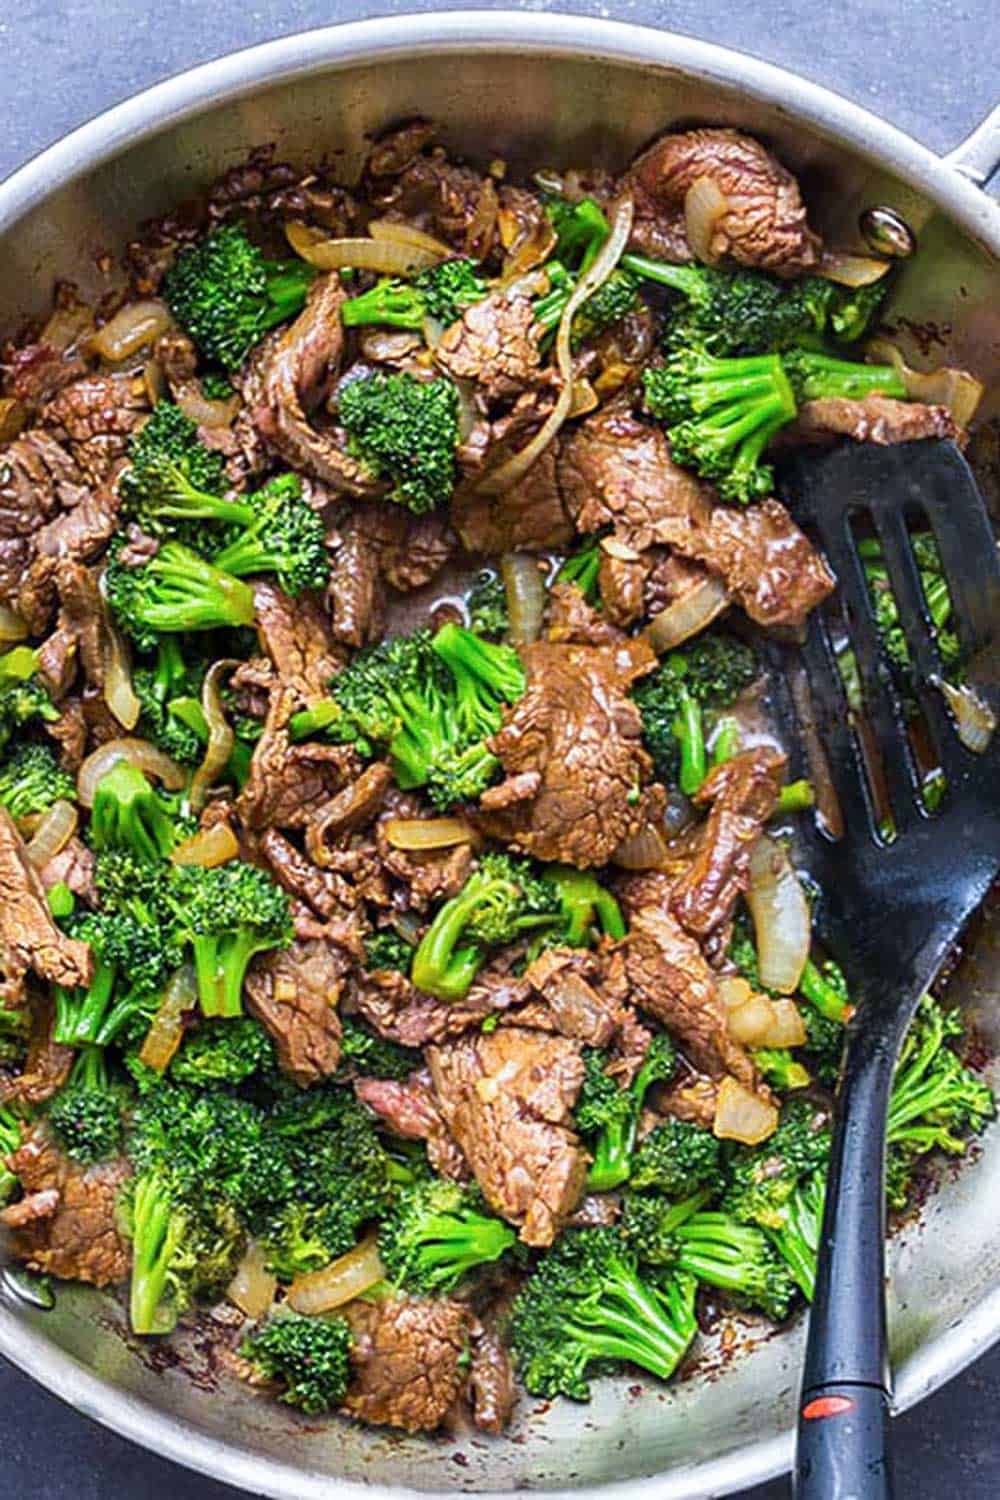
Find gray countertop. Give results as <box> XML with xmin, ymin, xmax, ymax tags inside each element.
<box><xmin>1</xmin><ymin>3</ymin><xmax>998</xmax><ymax>1496</ymax></box>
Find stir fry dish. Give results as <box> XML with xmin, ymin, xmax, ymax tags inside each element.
<box><xmin>0</xmin><ymin>118</ymin><xmax>992</xmax><ymax>1437</ymax></box>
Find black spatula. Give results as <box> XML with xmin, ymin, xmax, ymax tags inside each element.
<box><xmin>763</xmin><ymin>440</ymin><xmax>1000</xmax><ymax>1500</ymax></box>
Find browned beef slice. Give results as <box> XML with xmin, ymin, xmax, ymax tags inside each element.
<box><xmin>342</xmin><ymin>1294</ymin><xmax>473</xmax><ymax>1433</ymax></box>
<box><xmin>466</xmin><ymin>1323</ymin><xmax>516</xmax><ymax>1434</ymax></box>
<box><xmin>478</xmin><ymin>635</ymin><xmax>662</xmax><ymax>868</ymax></box>
<box><xmin>249</xmin><ymin>274</ymin><xmax>385</xmax><ymax>495</ymax></box>
<box><xmin>374</xmin><ymin>809</ymin><xmax>473</xmax><ymax>912</ymax></box>
<box><xmin>598</xmin><ymin>544</ymin><xmax>649</xmax><ymax>627</ymax></box>
<box><xmin>557</xmin><ymin>402</ymin><xmax>834</xmax><ymax>628</ymax></box>
<box><xmin>245</xmin><ymin>939</ymin><xmax>344</xmax><ymax>1086</ymax></box>
<box><xmin>497</xmin><ymin>184</ymin><xmax>557</xmax><ymax>274</ymax></box>
<box><xmin>0</xmin><ymin>810</ymin><xmax>91</xmax><ymax>991</ymax></box>
<box><xmin>658</xmin><ymin>1072</ymin><xmax>720</xmax><ymax>1128</ymax></box>
<box><xmin>364</xmin><ymin>124</ymin><xmax>498</xmax><ymax>261</ymax></box>
<box><xmin>436</xmin><ymin>292</ymin><xmax>547</xmax><ymax>402</ymax></box>
<box><xmin>451</xmin><ymin>444</ymin><xmax>571</xmax><ymax>553</ymax></box>
<box><xmin>258</xmin><ymin>827</ymin><xmax>360</xmax><ymax>921</ymax></box>
<box><xmin>2</xmin><ymin>992</ymin><xmax>74</xmax><ymax>1105</ymax></box>
<box><xmin>427</xmin><ymin>1027</ymin><xmax>587</xmax><ymax>1246</ymax></box>
<box><xmin>46</xmin><ymin>698</ymin><xmax>88</xmax><ymax>771</ymax></box>
<box><xmin>546</xmin><ymin>582</ymin><xmax>623</xmax><ymax>647</ymax></box>
<box><xmin>325</xmin><ymin>522</ymin><xmax>383</xmax><ymax>648</ymax></box>
<box><xmin>520</xmin><ymin>947</ymin><xmax>625</xmax><ymax>1047</ymax></box>
<box><xmin>779</xmin><ymin>396</ymin><xmax>961</xmax><ymax>448</ymax></box>
<box><xmin>0</xmin><ymin>430</ymin><xmax>88</xmax><ymax>617</ymax></box>
<box><xmin>349</xmin><ymin>968</ymin><xmax>501</xmax><ymax>1048</ymax></box>
<box><xmin>238</xmin><ymin>688</ymin><xmax>361</xmax><ymax>834</ymax></box>
<box><xmin>307</xmin><ymin>764</ymin><xmax>395</xmax><ymax>864</ymax></box>
<box><xmin>670</xmin><ymin>747</ymin><xmax>785</xmax><ymax>940</ymax></box>
<box><xmin>374</xmin><ymin>509</ymin><xmax>456</xmax><ymax>593</ymax></box>
<box><xmin>624</xmin><ymin>905</ymin><xmax>761</xmax><ymax>1093</ymax></box>
<box><xmin>39</xmin><ymin>373</ymin><xmax>147</xmax><ymax>485</ymax></box>
<box><xmin>47</xmin><ymin>560</ymin><xmax>113</xmax><ymax>695</ymax></box>
<box><xmin>252</xmin><ymin>580</ymin><xmax>343</xmax><ymax>705</ymax></box>
<box><xmin>1</xmin><ymin>1126</ymin><xmax>131</xmax><ymax>1285</ymax></box>
<box><xmin>355</xmin><ymin>1072</ymin><xmax>468</xmax><ymax>1180</ymax></box>
<box><xmin>0</xmin><ymin>341</ymin><xmax>88</xmax><ymax>414</ymax></box>
<box><xmin>625</xmin><ymin>128</ymin><xmax>821</xmax><ymax>275</ymax></box>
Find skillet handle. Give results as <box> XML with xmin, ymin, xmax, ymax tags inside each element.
<box><xmin>945</xmin><ymin>104</ymin><xmax>1000</xmax><ymax>193</ymax></box>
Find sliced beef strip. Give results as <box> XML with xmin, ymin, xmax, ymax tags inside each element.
<box><xmin>478</xmin><ymin>634</ymin><xmax>663</xmax><ymax>869</ymax></box>
<box><xmin>436</xmin><ymin>291</ymin><xmax>549</xmax><ymax>402</ymax></box>
<box><xmin>374</xmin><ymin>803</ymin><xmax>474</xmax><ymax>913</ymax></box>
<box><xmin>624</xmin><ymin>127</ymin><xmax>821</xmax><ymax>275</ymax></box>
<box><xmin>777</xmin><ymin>395</ymin><xmax>961</xmax><ymax>448</ymax></box>
<box><xmin>0</xmin><ymin>430</ymin><xmax>88</xmax><ymax>621</ymax></box>
<box><xmin>258</xmin><ymin>827</ymin><xmax>361</xmax><ymax>921</ymax></box>
<box><xmin>0</xmin><ymin>1125</ymin><xmax>131</xmax><ymax>1286</ymax></box>
<box><xmin>306</xmin><ymin>764</ymin><xmax>395</xmax><ymax>865</ymax></box>
<box><xmin>16</xmin><ymin>488</ymin><xmax>120</xmax><ymax>638</ymax></box>
<box><xmin>557</xmin><ymin>402</ymin><xmax>834</xmax><ymax>628</ymax></box>
<box><xmin>364</xmin><ymin>124</ymin><xmax>499</xmax><ymax>261</ymax></box>
<box><xmin>657</xmin><ymin>1072</ymin><xmax>720</xmax><ymax>1129</ymax></box>
<box><xmin>598</xmin><ymin>545</ymin><xmax>649</xmax><ymax>627</ymax></box>
<box><xmin>36</xmin><ymin>837</ymin><xmax>97</xmax><ymax>907</ymax></box>
<box><xmin>245</xmin><ymin>938</ymin><xmax>345</xmax><ymax>1086</ymax></box>
<box><xmin>237</xmin><ymin>683</ymin><xmax>361</xmax><ymax>833</ymax></box>
<box><xmin>0</xmin><ymin>341</ymin><xmax>88</xmax><ymax>415</ymax></box>
<box><xmin>450</xmin><ymin>443</ymin><xmax>571</xmax><ymax>553</ymax></box>
<box><xmin>496</xmin><ymin>184</ymin><xmax>558</xmax><ymax>274</ymax></box>
<box><xmin>466</xmin><ymin>1323</ymin><xmax>517</xmax><ymax>1434</ymax></box>
<box><xmin>252</xmin><ymin>580</ymin><xmax>344</xmax><ymax>706</ymax></box>
<box><xmin>38</xmin><ymin>373</ymin><xmax>148</xmax><ymax>486</ymax></box>
<box><xmin>427</xmin><ymin>1026</ymin><xmax>588</xmax><ymax>1246</ymax></box>
<box><xmin>325</xmin><ymin>521</ymin><xmax>383</xmax><ymax>648</ymax></box>
<box><xmin>46</xmin><ymin>560</ymin><xmax>114</xmax><ymax>695</ymax></box>
<box><xmin>371</xmin><ymin>508</ymin><xmax>456</xmax><ymax>593</ymax></box>
<box><xmin>354</xmin><ymin>1072</ymin><xmax>468</xmax><ymax>1180</ymax></box>
<box><xmin>519</xmin><ymin>947</ymin><xmax>627</xmax><ymax>1047</ymax></box>
<box><xmin>342</xmin><ymin>1294</ymin><xmax>473</xmax><ymax>1433</ymax></box>
<box><xmin>670</xmin><ymin>747</ymin><xmax>785</xmax><ymax>941</ymax></box>
<box><xmin>249</xmin><ymin>273</ymin><xmax>386</xmax><ymax>496</ymax></box>
<box><xmin>546</xmin><ymin>582</ymin><xmax>624</xmax><ymax>648</ymax></box>
<box><xmin>0</xmin><ymin>810</ymin><xmax>92</xmax><ymax>992</ymax></box>
<box><xmin>1</xmin><ymin>992</ymin><xmax>73</xmax><ymax>1105</ymax></box>
<box><xmin>348</xmin><ymin>968</ymin><xmax>502</xmax><ymax>1049</ymax></box>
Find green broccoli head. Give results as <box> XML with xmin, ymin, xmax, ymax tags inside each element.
<box><xmin>119</xmin><ymin>401</ymin><xmax>251</xmax><ymax>537</ymax></box>
<box><xmin>378</xmin><ymin>1179</ymin><xmax>517</xmax><ymax>1294</ymax></box>
<box><xmin>89</xmin><ymin>761</ymin><xmax>178</xmax><ymax>862</ymax></box>
<box><xmin>132</xmin><ymin>636</ymin><xmax>208</xmax><ymax>767</ymax></box>
<box><xmin>46</xmin><ymin>1049</ymin><xmax>123</xmax><ymax>1163</ymax></box>
<box><xmin>340</xmin><ymin>259</ymin><xmax>488</xmax><ymax>332</ymax></box>
<box><xmin>0</xmin><ymin>742</ymin><xmax>75</xmax><ymax>820</ymax></box>
<box><xmin>574</xmin><ymin>1035</ymin><xmax>676</xmax><ymax>1193</ymax></box>
<box><xmin>633</xmin><ymin>632</ymin><xmax>758</xmax><ymax>786</ymax></box>
<box><xmin>0</xmin><ymin>647</ymin><xmax>59</xmax><ymax>754</ymax></box>
<box><xmin>466</xmin><ymin>570</ymin><xmax>509</xmax><ymax>639</ymax></box>
<box><xmin>338</xmin><ymin>371</ymin><xmax>459</xmax><ymax>514</ymax></box>
<box><xmin>212</xmin><ymin>473</ymin><xmax>330</xmax><ymax>597</ymax></box>
<box><xmin>54</xmin><ymin>906</ymin><xmax>181</xmax><ymax>1048</ymax></box>
<box><xmin>240</xmin><ymin>1312</ymin><xmax>352</xmax><ymax>1414</ymax></box>
<box><xmin>723</xmin><ymin>1098</ymin><xmax>831</xmax><ymax>1231</ymax></box>
<box><xmin>414</xmin><ymin>258</ymin><xmax>489</xmax><ymax>325</ymax></box>
<box><xmin>339</xmin><ymin>1016</ymin><xmax>421</xmax><ymax>1081</ymax></box>
<box><xmin>169</xmin><ymin>1018</ymin><xmax>276</xmax><ymax>1087</ymax></box>
<box><xmin>629</xmin><ymin>1117</ymin><xmax>726</xmax><ymax>1198</ymax></box>
<box><xmin>167</xmin><ymin>862</ymin><xmax>293</xmax><ymax>1018</ymax></box>
<box><xmin>104</xmin><ymin>535</ymin><xmax>256</xmax><ymax>651</ymax></box>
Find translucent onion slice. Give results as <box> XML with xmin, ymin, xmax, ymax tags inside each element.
<box><xmin>171</xmin><ymin>821</ymin><xmax>240</xmax><ymax>868</ymax></box>
<box><xmin>227</xmin><ymin>1242</ymin><xmax>277</xmax><ymax>1321</ymax></box>
<box><xmin>645</xmin><ymin>574</ymin><xmax>731</xmax><ymax>654</ymax></box>
<box><xmin>189</xmin><ymin>660</ymin><xmax>236</xmax><ymax>813</ymax></box>
<box><xmin>0</xmin><ymin>398</ymin><xmax>27</xmax><ymax>444</ymax></box>
<box><xmin>102</xmin><ymin>621</ymin><xmax>141</xmax><ymax>731</ymax></box>
<box><xmin>568</xmin><ymin>378</ymin><xmax>599</xmax><ymax>418</ymax></box>
<box><xmin>367</xmin><ymin>219</ymin><xmax>455</xmax><ymax>259</ymax></box>
<box><xmin>90</xmin><ymin>300</ymin><xmax>171</xmax><ymax>362</ymax></box>
<box><xmin>175</xmin><ymin>384</ymin><xmax>240</xmax><ymax>429</ymax></box>
<box><xmin>935</xmin><ymin>676</ymin><xmax>996</xmax><ymax>752</ymax></box>
<box><xmin>474</xmin><ymin>195</ymin><xmax>635</xmax><ymax>497</ymax></box>
<box><xmin>817</xmin><ymin>249</ymin><xmax>892</xmax><ymax>287</ymax></box>
<box><xmin>713</xmin><ymin>1077</ymin><xmax>779</xmax><ymax>1145</ymax></box>
<box><xmin>286</xmin><ymin>221</ymin><xmax>441</xmax><ymax>275</ymax></box>
<box><xmin>139</xmin><ymin>964</ymin><xmax>197</xmax><ymax>1073</ymax></box>
<box><xmin>502</xmin><ymin>552</ymin><xmax>546</xmax><ymax>646</ymax></box>
<box><xmin>866</xmin><ymin>337</ymin><xmax>983</xmax><ymax>427</ymax></box>
<box><xmin>77</xmin><ymin>738</ymin><xmax>186</xmax><ymax>808</ymax></box>
<box><xmin>684</xmin><ymin>177</ymin><xmax>730</xmax><ymax>265</ymax></box>
<box><xmin>287</xmin><ymin>1236</ymin><xmax>386</xmax><ymax>1315</ymax></box>
<box><xmin>747</xmin><ymin>835</ymin><xmax>811</xmax><ymax>995</ymax></box>
<box><xmin>728</xmin><ymin>994</ymin><xmax>807</xmax><ymax>1049</ymax></box>
<box><xmin>612</xmin><ymin>822</ymin><xmax>669</xmax><ymax>870</ymax></box>
<box><xmin>0</xmin><ymin>605</ymin><xmax>29</xmax><ymax>644</ymax></box>
<box><xmin>24</xmin><ymin>800</ymin><xmax>78</xmax><ymax>868</ymax></box>
<box><xmin>383</xmin><ymin>817</ymin><xmax>478</xmax><ymax>851</ymax></box>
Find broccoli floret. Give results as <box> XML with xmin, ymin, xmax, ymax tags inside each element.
<box><xmin>629</xmin><ymin>1117</ymin><xmax>726</xmax><ymax>1198</ymax></box>
<box><xmin>767</xmin><ymin>1167</ymin><xmax>825</xmax><ymax>1300</ymax></box>
<box><xmin>363</xmin><ymin>930</ymin><xmax>415</xmax><ymax>974</ymax></box>
<box><xmin>339</xmin><ymin>1016</ymin><xmax>420</xmax><ymax>1082</ymax></box>
<box><xmin>0</xmin><ymin>647</ymin><xmax>58</xmax><ymax>754</ymax></box>
<box><xmin>0</xmin><ymin>742</ymin><xmax>75</xmax><ymax>820</ymax></box>
<box><xmin>93</xmin><ymin>847</ymin><xmax>175</xmax><ymax>925</ymax></box>
<box><xmin>46</xmin><ymin>1047</ymin><xmax>123</xmax><ymax>1163</ymax></box>
<box><xmin>544</xmin><ymin>195</ymin><xmax>611</xmax><ymax>270</ymax></box>
<box><xmin>411</xmin><ymin>851</ymin><xmax>561</xmax><ymax>1000</ymax></box>
<box><xmin>466</xmin><ymin>570</ymin><xmax>509</xmax><ymax>639</ymax></box>
<box><xmin>782</xmin><ymin>349</ymin><xmax>907</xmax><ymax>404</ymax></box>
<box><xmin>341</xmin><ymin>259</ymin><xmax>488</xmax><ymax>330</ymax></box>
<box><xmin>554</xmin><ymin>534</ymin><xmax>604</xmax><ymax>604</ymax></box>
<box><xmin>338</xmin><ymin>372</ymin><xmax>459</xmax><ymax>514</ymax></box>
<box><xmin>415</xmin><ymin>258</ymin><xmax>489</xmax><ymax>324</ymax></box>
<box><xmin>752</xmin><ymin>1049</ymin><xmax>812</xmax><ymax>1093</ymax></box>
<box><xmin>541</xmin><ymin>866</ymin><xmax>626</xmax><ymax>947</ymax></box>
<box><xmin>575</xmin><ymin>1034</ymin><xmax>676</xmax><ymax>1192</ymax></box>
<box><xmin>119</xmin><ymin>401</ymin><xmax>250</xmax><ymax>537</ymax></box>
<box><xmin>212</xmin><ymin>473</ymin><xmax>329</xmax><ymax>596</ymax></box>
<box><xmin>885</xmin><ymin>997</ymin><xmax>996</xmax><ymax>1208</ymax></box>
<box><xmin>53</xmin><ymin>907</ymin><xmax>180</xmax><ymax>1048</ymax></box>
<box><xmin>534</xmin><ymin>266</ymin><xmax>641</xmax><ymax>346</ymax></box>
<box><xmin>723</xmin><ymin>1098</ymin><xmax>831</xmax><ymax>1232</ymax></box>
<box><xmin>133</xmin><ymin>636</ymin><xmax>207</xmax><ymax>766</ymax></box>
<box><xmin>105</xmin><ymin>535</ymin><xmax>255</xmax><ymax>651</ymax></box>
<box><xmin>0</xmin><ymin>1105</ymin><xmax>23</xmax><ymax>1200</ymax></box>
<box><xmin>776</xmin><ymin>779</ymin><xmax>815</xmax><ymax>814</ymax></box>
<box><xmin>240</xmin><ymin>1312</ymin><xmax>352</xmax><ymax>1414</ymax></box>
<box><xmin>163</xmin><ymin>223</ymin><xmax>315</xmax><ymax>368</ymax></box>
<box><xmin>511</xmin><ymin>1225</ymin><xmax>697</xmax><ymax>1400</ymax></box>
<box><xmin>124</xmin><ymin>1166</ymin><xmax>244</xmax><ymax>1334</ymax></box>
<box><xmin>378</xmin><ymin>1179</ymin><xmax>516</xmax><ymax>1293</ymax></box>
<box><xmin>89</xmin><ymin>761</ymin><xmax>178</xmax><ymax>862</ymax></box>
<box><xmin>169</xmin><ymin>1018</ymin><xmax>275</xmax><ymax>1087</ymax></box>
<box><xmin>168</xmin><ymin>862</ymin><xmax>292</xmax><ymax>1018</ymax></box>
<box><xmin>633</xmin><ymin>633</ymin><xmax>758</xmax><ymax>791</ymax></box>
<box><xmin>200</xmin><ymin>372</ymin><xmax>235</xmax><ymax>401</ymax></box>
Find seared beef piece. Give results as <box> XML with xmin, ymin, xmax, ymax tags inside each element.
<box><xmin>374</xmin><ymin>805</ymin><xmax>473</xmax><ymax>913</ymax></box>
<box><xmin>624</xmin><ymin>128</ymin><xmax>821</xmax><ymax>275</ymax></box>
<box><xmin>259</xmin><ymin>827</ymin><xmax>361</xmax><ymax>921</ymax></box>
<box><xmin>46</xmin><ymin>698</ymin><xmax>88</xmax><ymax>771</ymax></box>
<box><xmin>591</xmin><ymin>303</ymin><xmax>658</xmax><ymax>384</ymax></box>
<box><xmin>0</xmin><ymin>811</ymin><xmax>92</xmax><ymax>992</ymax></box>
<box><xmin>546</xmin><ymin>582</ymin><xmax>623</xmax><ymax>648</ymax></box>
<box><xmin>376</xmin><ymin>510</ymin><xmax>456</xmax><ymax>593</ymax></box>
<box><xmin>670</xmin><ymin>747</ymin><xmax>785</xmax><ymax>940</ymax></box>
<box><xmin>643</xmin><ymin>550</ymin><xmax>711</xmax><ymax>618</ymax></box>
<box><xmin>497</xmin><ymin>184</ymin><xmax>557</xmax><ymax>272</ymax></box>
<box><xmin>364</xmin><ymin>124</ymin><xmax>499</xmax><ymax>261</ymax></box>
<box><xmin>658</xmin><ymin>1072</ymin><xmax>720</xmax><ymax>1129</ymax></box>
<box><xmin>238</xmin><ymin>685</ymin><xmax>361</xmax><ymax>834</ymax></box>
<box><xmin>0</xmin><ymin>1125</ymin><xmax>131</xmax><ymax>1286</ymax></box>
<box><xmin>342</xmin><ymin>1294</ymin><xmax>473</xmax><ymax>1433</ymax></box>
<box><xmin>38</xmin><ymin>374</ymin><xmax>147</xmax><ymax>486</ymax></box>
<box><xmin>36</xmin><ymin>625</ymin><xmax>78</xmax><ymax>701</ymax></box>
<box><xmin>427</xmin><ymin>1027</ymin><xmax>588</xmax><ymax>1246</ymax></box>
<box><xmin>598</xmin><ymin>544</ymin><xmax>648</xmax><ymax>627</ymax></box>
<box><xmin>330</xmin><ymin>501</ymin><xmax>456</xmax><ymax>608</ymax></box>
<box><xmin>47</xmin><ymin>560</ymin><xmax>113</xmax><ymax>695</ymax></box>
<box><xmin>0</xmin><ymin>430</ymin><xmax>88</xmax><ymax>620</ymax></box>
<box><xmin>325</xmin><ymin>523</ymin><xmax>383</xmax><ymax>648</ymax></box>
<box><xmin>520</xmin><ymin>947</ymin><xmax>626</xmax><ymax>1047</ymax></box>
<box><xmin>355</xmin><ymin>1072</ymin><xmax>468</xmax><ymax>1180</ymax></box>
<box><xmin>0</xmin><ymin>341</ymin><xmax>88</xmax><ymax>413</ymax></box>
<box><xmin>436</xmin><ymin>291</ymin><xmax>549</xmax><ymax>402</ymax></box>
<box><xmin>624</xmin><ymin>905</ymin><xmax>763</xmax><ymax>1095</ymax></box>
<box><xmin>306</xmin><ymin>764</ymin><xmax>395</xmax><ymax>865</ymax></box>
<box><xmin>349</xmin><ymin>968</ymin><xmax>501</xmax><ymax>1049</ymax></box>
<box><xmin>778</xmin><ymin>395</ymin><xmax>961</xmax><ymax>448</ymax></box>
<box><xmin>249</xmin><ymin>274</ymin><xmax>385</xmax><ymax>496</ymax></box>
<box><xmin>2</xmin><ymin>992</ymin><xmax>73</xmax><ymax>1104</ymax></box>
<box><xmin>557</xmin><ymin>402</ymin><xmax>834</xmax><ymax>628</ymax></box>
<box><xmin>17</xmin><ymin>486</ymin><xmax>121</xmax><ymax>637</ymax></box>
<box><xmin>478</xmin><ymin>634</ymin><xmax>663</xmax><ymax>869</ymax></box>
<box><xmin>252</xmin><ymin>580</ymin><xmax>343</xmax><ymax>706</ymax></box>
<box><xmin>451</xmin><ymin>445</ymin><xmax>571</xmax><ymax>553</ymax></box>
<box><xmin>36</xmin><ymin>837</ymin><xmax>97</xmax><ymax>907</ymax></box>
<box><xmin>245</xmin><ymin>939</ymin><xmax>345</xmax><ymax>1086</ymax></box>
<box><xmin>466</xmin><ymin>1322</ymin><xmax>517</xmax><ymax>1434</ymax></box>
<box><xmin>567</xmin><ymin>1193</ymin><xmax>622</xmax><ymax>1228</ymax></box>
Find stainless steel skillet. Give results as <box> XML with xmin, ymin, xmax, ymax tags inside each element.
<box><xmin>0</xmin><ymin>14</ymin><xmax>998</xmax><ymax>1499</ymax></box>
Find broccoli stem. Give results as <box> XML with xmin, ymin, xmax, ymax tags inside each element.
<box><xmin>53</xmin><ymin>967</ymin><xmax>116</xmax><ymax>1047</ymax></box>
<box><xmin>673</xmin><ymin>689</ymin><xmax>707</xmax><ymax>796</ymax></box>
<box><xmin>554</xmin><ymin>537</ymin><xmax>603</xmax><ymax>602</ymax></box>
<box><xmin>777</xmin><ymin>779</ymin><xmax>816</xmax><ymax>813</ymax></box>
<box><xmin>799</xmin><ymin>959</ymin><xmax>852</xmax><ymax>1023</ymax></box>
<box><xmin>191</xmin><ymin>933</ymin><xmax>259</xmax><ymax>1018</ymax></box>
<box><xmin>709</xmin><ymin>715</ymin><xmax>741</xmax><ymax>770</ymax></box>
<box><xmin>784</xmin><ymin>350</ymin><xmax>907</xmax><ymax>402</ymax></box>
<box><xmin>619</xmin><ymin>254</ymin><xmax>706</xmax><ymax>296</ymax></box>
<box><xmin>129</xmin><ymin>1175</ymin><xmax>184</xmax><ymax>1335</ymax></box>
<box><xmin>753</xmin><ymin>1048</ymin><xmax>811</xmax><ymax>1092</ymax></box>
<box><xmin>410</xmin><ymin>886</ymin><xmax>488</xmax><ymax>1001</ymax></box>
<box><xmin>340</xmin><ymin>279</ymin><xmax>425</xmax><ymax>331</ymax></box>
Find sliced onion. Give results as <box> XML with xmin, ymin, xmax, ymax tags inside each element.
<box><xmin>569</xmin><ymin>378</ymin><xmax>599</xmax><ymax>418</ymax></box>
<box><xmin>817</xmin><ymin>249</ymin><xmax>892</xmax><ymax>287</ymax></box>
<box><xmin>227</xmin><ymin>1242</ymin><xmax>277</xmax><ymax>1320</ymax></box>
<box><xmin>601</xmin><ymin>535</ymin><xmax>642</xmax><ymax>563</ymax></box>
<box><xmin>24</xmin><ymin>800</ymin><xmax>78</xmax><ymax>868</ymax></box>
<box><xmin>287</xmin><ymin>1235</ymin><xmax>386</xmax><ymax>1315</ymax></box>
<box><xmin>498</xmin><ymin>204</ymin><xmax>557</xmax><ymax>281</ymax></box>
<box><xmin>0</xmin><ymin>398</ymin><xmax>27</xmax><ymax>444</ymax></box>
<box><xmin>645</xmin><ymin>574</ymin><xmax>731</xmax><ymax>653</ymax></box>
<box><xmin>0</xmin><ymin>605</ymin><xmax>28</xmax><ymax>644</ymax></box>
<box><xmin>286</xmin><ymin>221</ymin><xmax>441</xmax><ymax>275</ymax></box>
<box><xmin>367</xmin><ymin>218</ymin><xmax>455</xmax><ymax>259</ymax></box>
<box><xmin>865</xmin><ymin>338</ymin><xmax>983</xmax><ymax>427</ymax></box>
<box><xmin>90</xmin><ymin>300</ymin><xmax>171</xmax><ymax>362</ymax></box>
<box><xmin>102</xmin><ymin>621</ymin><xmax>141</xmax><ymax>731</ymax></box>
<box><xmin>172</xmin><ymin>821</ymin><xmax>240</xmax><ymax>868</ymax></box>
<box><xmin>713</xmin><ymin>1077</ymin><xmax>779</xmax><ymax>1144</ymax></box>
<box><xmin>747</xmin><ymin>835</ymin><xmax>811</xmax><ymax>995</ymax></box>
<box><xmin>475</xmin><ymin>195</ymin><xmax>635</xmax><ymax>497</ymax></box>
<box><xmin>718</xmin><ymin>976</ymin><xmax>753</xmax><ymax>1010</ymax></box>
<box><xmin>934</xmin><ymin>676</ymin><xmax>996</xmax><ymax>752</ymax></box>
<box><xmin>139</xmin><ymin>964</ymin><xmax>197</xmax><ymax>1073</ymax></box>
<box><xmin>175</xmin><ymin>384</ymin><xmax>240</xmax><ymax>429</ymax></box>
<box><xmin>189</xmin><ymin>660</ymin><xmax>236</xmax><ymax>814</ymax></box>
<box><xmin>77</xmin><ymin>738</ymin><xmax>186</xmax><ymax>807</ymax></box>
<box><xmin>728</xmin><ymin>994</ymin><xmax>807</xmax><ymax>1049</ymax></box>
<box><xmin>502</xmin><ymin>552</ymin><xmax>546</xmax><ymax>646</ymax></box>
<box><xmin>383</xmin><ymin>817</ymin><xmax>478</xmax><ymax>851</ymax></box>
<box><xmin>454</xmin><ymin>378</ymin><xmax>479</xmax><ymax>442</ymax></box>
<box><xmin>684</xmin><ymin>177</ymin><xmax>730</xmax><ymax>265</ymax></box>
<box><xmin>612</xmin><ymin>823</ymin><xmax>669</xmax><ymax>870</ymax></box>
<box><xmin>142</xmin><ymin>357</ymin><xmax>167</xmax><ymax>406</ymax></box>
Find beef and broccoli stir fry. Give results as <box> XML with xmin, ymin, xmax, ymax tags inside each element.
<box><xmin>0</xmin><ymin>118</ymin><xmax>992</xmax><ymax>1435</ymax></box>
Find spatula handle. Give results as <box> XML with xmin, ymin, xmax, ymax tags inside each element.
<box><xmin>795</xmin><ymin>1383</ymin><xmax>893</xmax><ymax>1498</ymax></box>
